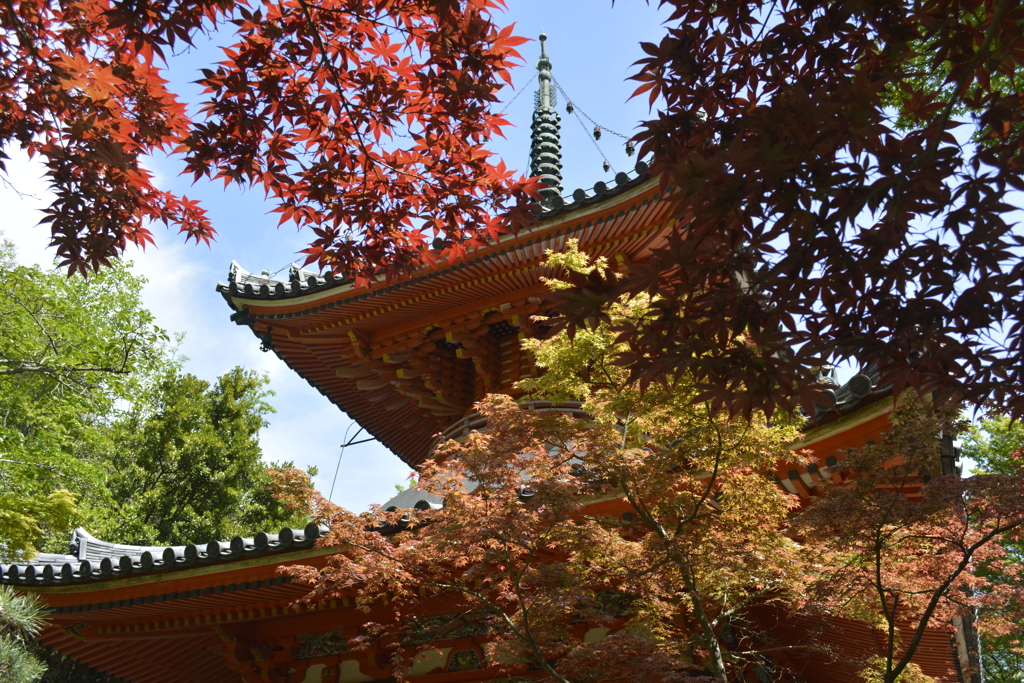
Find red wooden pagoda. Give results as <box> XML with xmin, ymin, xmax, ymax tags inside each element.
<box><xmin>2</xmin><ymin>36</ymin><xmax>975</xmax><ymax>683</ymax></box>
<box><xmin>222</xmin><ymin>163</ymin><xmax>668</xmax><ymax>469</ymax></box>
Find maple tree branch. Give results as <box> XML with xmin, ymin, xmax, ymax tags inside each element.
<box><xmin>621</xmin><ymin>479</ymin><xmax>729</xmax><ymax>683</ymax></box>
<box><xmin>885</xmin><ymin>594</ymin><xmax>898</xmax><ymax>678</ymax></box>
<box><xmin>295</xmin><ymin>0</ymin><xmax>433</xmax><ymax>187</ymax></box>
<box><xmin>693</xmin><ymin>405</ymin><xmax>725</xmax><ymax>516</ymax></box>
<box><xmin>751</xmin><ymin>0</ymin><xmax>779</xmax><ymax>48</ymax></box>
<box><xmin>723</xmin><ymin>643</ymin><xmax>824</xmax><ymax>660</ymax></box>
<box><xmin>679</xmin><ymin>563</ymin><xmax>729</xmax><ymax>683</ymax></box>
<box><xmin>0</xmin><ymin>0</ymin><xmax>39</xmax><ymax>56</ymax></box>
<box><xmin>0</xmin><ymin>457</ymin><xmax>60</xmax><ymax>470</ymax></box>
<box><xmin>302</xmin><ymin>3</ymin><xmax>417</xmax><ymax>37</ymax></box>
<box><xmin>0</xmin><ymin>174</ymin><xmax>44</xmax><ymax>200</ymax></box>
<box><xmin>598</xmin><ymin>360</ymin><xmax>620</xmax><ymax>392</ymax></box>
<box><xmin>887</xmin><ymin>514</ymin><xmax>1024</xmax><ymax>682</ymax></box>
<box><xmin>0</xmin><ymin>361</ymin><xmax>131</xmax><ymax>376</ymax></box>
<box><xmin>502</xmin><ymin>541</ymin><xmax>573</xmax><ymax>683</ymax></box>
<box><xmin>868</xmin><ymin>525</ymin><xmax>899</xmax><ymax>678</ymax></box>
<box><xmin>922</xmin><ymin>0</ymin><xmax>1012</xmax><ymax>160</ymax></box>
<box><xmin>713</xmin><ymin>584</ymin><xmax>784</xmax><ymax>624</ymax></box>
<box><xmin>620</xmin><ymin>479</ymin><xmax>659</xmax><ymax>539</ymax></box>
<box><xmin>3</xmin><ymin>277</ymin><xmax>66</xmax><ymax>357</ymax></box>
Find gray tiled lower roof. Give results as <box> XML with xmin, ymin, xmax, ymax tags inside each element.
<box><xmin>1</xmin><ymin>525</ymin><xmax>327</xmax><ymax>588</ymax></box>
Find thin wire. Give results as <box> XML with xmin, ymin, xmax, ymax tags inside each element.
<box><xmin>248</xmin><ymin>260</ymin><xmax>299</xmax><ymax>280</ymax></box>
<box><xmin>496</xmin><ymin>83</ymin><xmax>531</xmax><ymax>117</ymax></box>
<box><xmin>329</xmin><ymin>422</ymin><xmax>355</xmax><ymax>499</ymax></box>
<box><xmin>551</xmin><ymin>77</ymin><xmax>619</xmax><ymax>173</ymax></box>
<box><xmin>553</xmin><ymin>78</ymin><xmax>631</xmax><ymax>140</ymax></box>
<box><xmin>329</xmin><ymin>424</ymin><xmax>365</xmax><ymax>500</ymax></box>
<box><xmin>268</xmin><ymin>261</ymin><xmax>295</xmax><ymax>279</ymax></box>
<box><xmin>569</xmin><ymin>105</ymin><xmax>616</xmax><ymax>174</ymax></box>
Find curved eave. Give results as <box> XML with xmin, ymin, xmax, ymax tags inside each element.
<box><xmin>218</xmin><ymin>168</ymin><xmax>657</xmax><ymax>311</ymax></box>
<box><xmin>24</xmin><ymin>546</ymin><xmax>331</xmax><ymax>596</ymax></box>
<box><xmin>218</xmin><ymin>173</ymin><xmax>678</xmax><ymax>467</ymax></box>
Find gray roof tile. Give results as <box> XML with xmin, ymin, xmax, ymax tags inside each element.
<box><xmin>2</xmin><ymin>525</ymin><xmax>327</xmax><ymax>588</ymax></box>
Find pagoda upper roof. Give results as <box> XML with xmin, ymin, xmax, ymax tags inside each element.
<box><xmin>213</xmin><ymin>159</ymin><xmax>904</xmax><ymax>468</ymax></box>
<box><xmin>217</xmin><ymin>162</ymin><xmax>679</xmax><ymax>466</ymax></box>
<box><xmin>216</xmin><ymin>163</ymin><xmax>652</xmax><ymax>303</ymax></box>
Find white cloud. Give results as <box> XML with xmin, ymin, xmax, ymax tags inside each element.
<box><xmin>0</xmin><ymin>148</ymin><xmax>58</xmax><ymax>266</ymax></box>
<box><xmin>0</xmin><ymin>148</ymin><xmax>408</xmax><ymax>513</ymax></box>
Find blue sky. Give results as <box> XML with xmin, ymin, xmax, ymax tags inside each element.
<box><xmin>0</xmin><ymin>1</ymin><xmax>674</xmax><ymax>513</ymax></box>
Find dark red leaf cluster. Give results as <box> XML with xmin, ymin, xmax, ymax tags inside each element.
<box><xmin>558</xmin><ymin>0</ymin><xmax>1024</xmax><ymax>417</ymax></box>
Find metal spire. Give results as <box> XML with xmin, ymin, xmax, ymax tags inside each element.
<box><xmin>529</xmin><ymin>31</ymin><xmax>563</xmax><ymax>202</ymax></box>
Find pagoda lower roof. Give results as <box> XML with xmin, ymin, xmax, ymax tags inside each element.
<box><xmin>1</xmin><ymin>525</ymin><xmax>326</xmax><ymax>588</ymax></box>
<box><xmin>8</xmin><ymin>524</ymin><xmax>967</xmax><ymax>683</ymax></box>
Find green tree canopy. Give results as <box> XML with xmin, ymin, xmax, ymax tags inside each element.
<box><xmin>93</xmin><ymin>367</ymin><xmax>307</xmax><ymax>546</ymax></box>
<box><xmin>0</xmin><ymin>241</ymin><xmax>316</xmax><ymax>682</ymax></box>
<box><xmin>962</xmin><ymin>417</ymin><xmax>1024</xmax><ymax>683</ymax></box>
<box><xmin>0</xmin><ymin>239</ymin><xmax>168</xmax><ymax>558</ymax></box>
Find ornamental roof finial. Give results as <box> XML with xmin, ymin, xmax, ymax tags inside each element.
<box><xmin>529</xmin><ymin>31</ymin><xmax>563</xmax><ymax>203</ymax></box>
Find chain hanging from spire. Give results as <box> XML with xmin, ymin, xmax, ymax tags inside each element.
<box><xmin>529</xmin><ymin>32</ymin><xmax>563</xmax><ymax>203</ymax></box>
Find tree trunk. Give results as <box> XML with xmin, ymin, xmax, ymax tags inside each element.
<box><xmin>681</xmin><ymin>565</ymin><xmax>729</xmax><ymax>683</ymax></box>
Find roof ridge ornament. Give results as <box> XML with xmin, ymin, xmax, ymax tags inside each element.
<box><xmin>529</xmin><ymin>31</ymin><xmax>563</xmax><ymax>203</ymax></box>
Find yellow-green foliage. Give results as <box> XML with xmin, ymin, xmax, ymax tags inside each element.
<box><xmin>858</xmin><ymin>657</ymin><xmax>935</xmax><ymax>683</ymax></box>
<box><xmin>520</xmin><ymin>240</ymin><xmax>802</xmax><ymax>450</ymax></box>
<box><xmin>539</xmin><ymin>238</ymin><xmax>610</xmax><ymax>291</ymax></box>
<box><xmin>515</xmin><ymin>242</ymin><xmax>808</xmax><ymax>681</ymax></box>
<box><xmin>0</xmin><ymin>490</ymin><xmax>79</xmax><ymax>560</ymax></box>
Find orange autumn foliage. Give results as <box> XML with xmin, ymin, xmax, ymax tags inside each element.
<box><xmin>0</xmin><ymin>0</ymin><xmax>538</xmax><ymax>276</ymax></box>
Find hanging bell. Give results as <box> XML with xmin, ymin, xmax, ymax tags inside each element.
<box><xmin>566</xmin><ymin>102</ymin><xmax>574</xmax><ymax>114</ymax></box>
<box><xmin>625</xmin><ymin>142</ymin><xmax>635</xmax><ymax>156</ymax></box>
<box><xmin>593</xmin><ymin>126</ymin><xmax>601</xmax><ymax>140</ymax></box>
<box><xmin>602</xmin><ymin>160</ymin><xmax>610</xmax><ymax>173</ymax></box>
